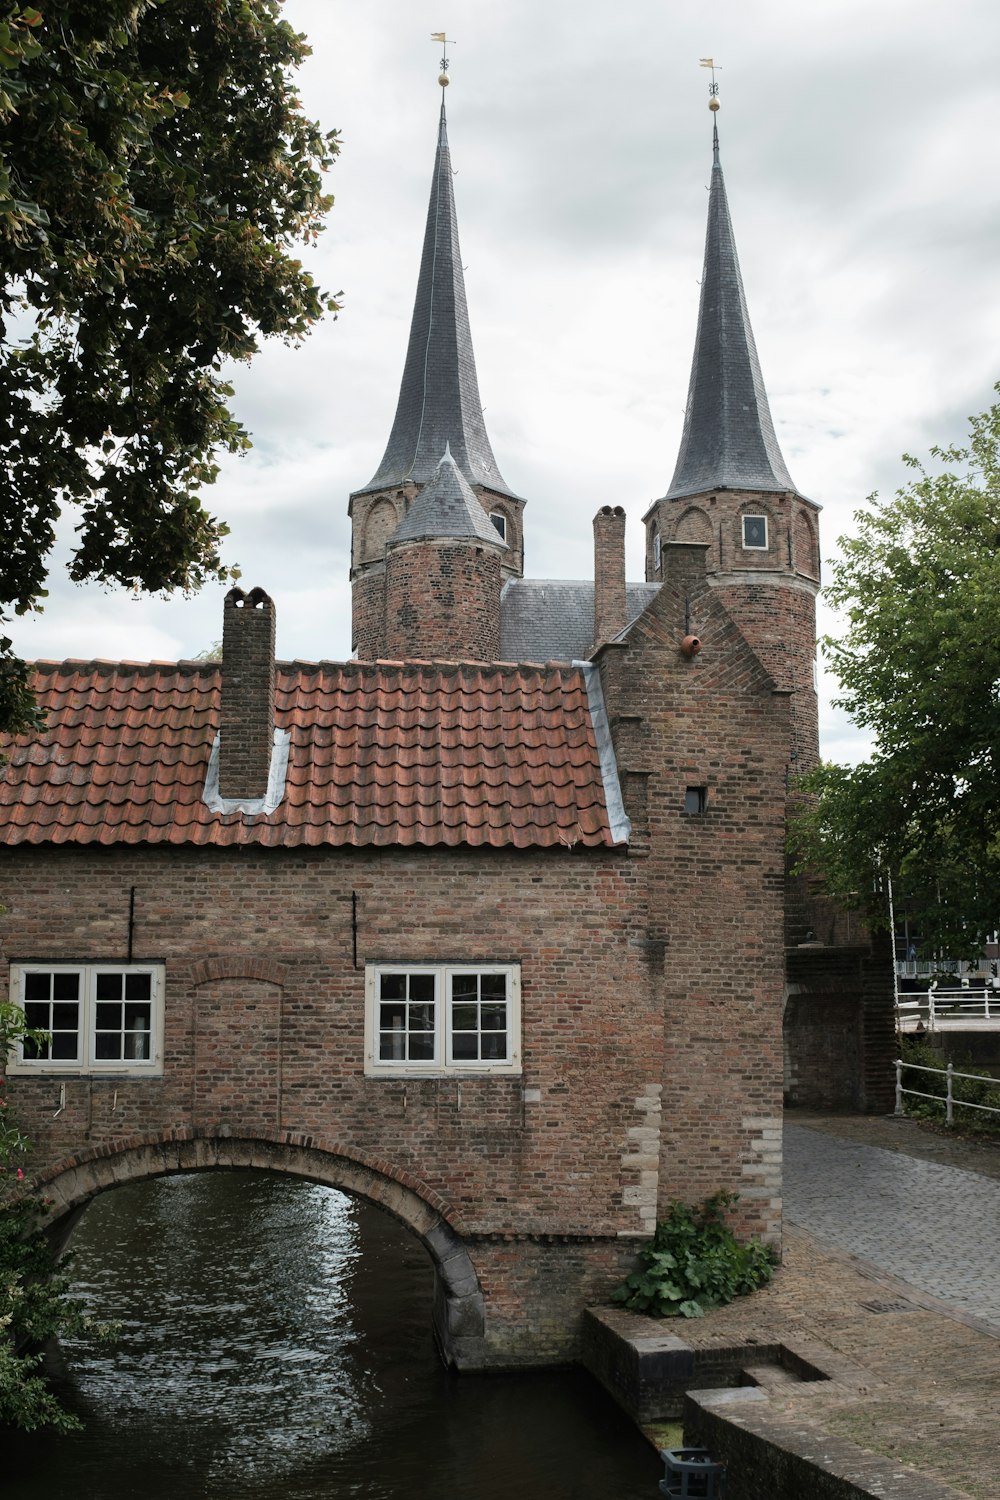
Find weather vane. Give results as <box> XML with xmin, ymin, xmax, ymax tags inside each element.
<box><xmin>699</xmin><ymin>57</ymin><xmax>721</xmax><ymax>112</ymax></box>
<box><xmin>431</xmin><ymin>32</ymin><xmax>455</xmax><ymax>88</ymax></box>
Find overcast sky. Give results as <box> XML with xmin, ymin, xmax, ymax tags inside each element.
<box><xmin>12</xmin><ymin>0</ymin><xmax>1000</xmax><ymax>764</ymax></box>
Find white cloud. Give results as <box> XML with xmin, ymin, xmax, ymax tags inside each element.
<box><xmin>10</xmin><ymin>0</ymin><xmax>1000</xmax><ymax>768</ymax></box>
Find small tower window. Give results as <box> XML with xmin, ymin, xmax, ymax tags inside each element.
<box><xmin>742</xmin><ymin>514</ymin><xmax>768</xmax><ymax>550</ymax></box>
<box><xmin>653</xmin><ymin>533</ymin><xmax>663</xmax><ymax>572</ymax></box>
<box><xmin>684</xmin><ymin>786</ymin><xmax>708</xmax><ymax>816</ymax></box>
<box><xmin>489</xmin><ymin>512</ymin><xmax>507</xmax><ymax>542</ymax></box>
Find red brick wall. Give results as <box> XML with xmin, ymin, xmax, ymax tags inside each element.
<box><xmin>597</xmin><ymin>545</ymin><xmax>791</xmax><ymax>1243</ymax></box>
<box><xmin>220</xmin><ymin>588</ymin><xmax>275</xmax><ymax>799</ymax></box>
<box><xmin>1</xmin><ymin>842</ymin><xmax>662</xmax><ymax>1239</ymax></box>
<box><xmin>646</xmin><ymin>487</ymin><xmax>821</xmax><ymax>778</ymax></box>
<box><xmin>714</xmin><ymin>580</ymin><xmax>818</xmax><ymax>775</ymax></box>
<box><xmin>351</xmin><ymin>565</ymin><xmax>386</xmax><ymax>660</ymax></box>
<box><xmin>385</xmin><ymin>539</ymin><xmax>502</xmax><ymax>661</ymax></box>
<box><xmin>593</xmin><ymin>506</ymin><xmax>627</xmax><ymax>647</ymax></box>
<box><xmin>474</xmin><ymin>487</ymin><xmax>526</xmax><ymax>581</ymax></box>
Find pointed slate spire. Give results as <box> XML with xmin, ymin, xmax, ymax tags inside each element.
<box><xmin>357</xmin><ymin>99</ymin><xmax>516</xmax><ymax>499</ymax></box>
<box><xmin>663</xmin><ymin>119</ymin><xmax>799</xmax><ymax>501</ymax></box>
<box><xmin>391</xmin><ymin>445</ymin><xmax>507</xmax><ymax>548</ymax></box>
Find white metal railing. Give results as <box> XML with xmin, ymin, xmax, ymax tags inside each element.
<box><xmin>895</xmin><ymin>1058</ymin><xmax>1000</xmax><ymax>1126</ymax></box>
<box><xmin>895</xmin><ymin>982</ymin><xmax>1000</xmax><ymax>1032</ymax></box>
<box><xmin>894</xmin><ymin>959</ymin><xmax>963</xmax><ymax>979</ymax></box>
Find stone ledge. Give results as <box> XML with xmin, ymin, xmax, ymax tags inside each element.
<box><xmin>686</xmin><ymin>1385</ymin><xmax>971</xmax><ymax>1500</ymax></box>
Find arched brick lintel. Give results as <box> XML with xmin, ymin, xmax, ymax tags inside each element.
<box><xmin>189</xmin><ymin>957</ymin><xmax>290</xmax><ymax>988</ymax></box>
<box><xmin>34</xmin><ymin>1131</ymin><xmax>485</xmax><ymax>1366</ymax></box>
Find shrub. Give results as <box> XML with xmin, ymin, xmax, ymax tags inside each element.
<box><xmin>611</xmin><ymin>1193</ymin><xmax>776</xmax><ymax>1319</ymax></box>
<box><xmin>898</xmin><ymin>1035</ymin><xmax>1000</xmax><ymax>1137</ymax></box>
<box><xmin>0</xmin><ymin>1001</ymin><xmax>101</xmax><ymax>1431</ymax></box>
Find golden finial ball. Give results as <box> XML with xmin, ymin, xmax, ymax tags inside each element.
<box><xmin>708</xmin><ymin>95</ymin><xmax>720</xmax><ymax>112</ymax></box>
<box><xmin>439</xmin><ymin>71</ymin><xmax>450</xmax><ymax>87</ymax></box>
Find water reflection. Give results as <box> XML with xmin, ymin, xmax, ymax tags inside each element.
<box><xmin>5</xmin><ymin>1171</ymin><xmax>658</xmax><ymax>1500</ymax></box>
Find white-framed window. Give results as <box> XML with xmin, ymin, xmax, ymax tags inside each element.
<box><xmin>653</xmin><ymin>532</ymin><xmax>663</xmax><ymax>572</ymax></box>
<box><xmin>7</xmin><ymin>964</ymin><xmax>165</xmax><ymax>1075</ymax></box>
<box><xmin>364</xmin><ymin>964</ymin><xmax>521</xmax><ymax>1076</ymax></box>
<box><xmin>489</xmin><ymin>511</ymin><xmax>507</xmax><ymax>542</ymax></box>
<box><xmin>741</xmin><ymin>514</ymin><xmax>768</xmax><ymax>550</ymax></box>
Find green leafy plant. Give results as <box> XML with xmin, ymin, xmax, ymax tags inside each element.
<box><xmin>0</xmin><ymin>1000</ymin><xmax>105</xmax><ymax>1430</ymax></box>
<box><xmin>611</xmin><ymin>1193</ymin><xmax>776</xmax><ymax>1319</ymax></box>
<box><xmin>899</xmin><ymin>1035</ymin><xmax>1000</xmax><ymax>1138</ymax></box>
<box><xmin>791</xmin><ymin>387</ymin><xmax>1000</xmax><ymax>957</ymax></box>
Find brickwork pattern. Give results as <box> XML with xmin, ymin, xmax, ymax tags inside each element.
<box><xmin>598</xmin><ymin>542</ymin><xmax>790</xmax><ymax>1242</ymax></box>
<box><xmin>474</xmin><ymin>487</ymin><xmax>525</xmax><ymax>580</ymax></box>
<box><xmin>784</xmin><ymin>946</ymin><xmax>896</xmax><ymax>1114</ymax></box>
<box><xmin>350</xmin><ymin>562</ymin><xmax>386</xmax><ymax>660</ymax></box>
<box><xmin>219</xmin><ymin>587</ymin><xmax>275</xmax><ymax>799</ymax></box>
<box><xmin>592</xmin><ymin>505</ymin><xmax>627</xmax><ymax>647</ymax></box>
<box><xmin>385</xmin><ymin>538</ymin><xmax>502</xmax><ymax>661</ymax></box>
<box><xmin>3</xmin><ymin>840</ymin><xmax>659</xmax><ymax>1226</ymax></box>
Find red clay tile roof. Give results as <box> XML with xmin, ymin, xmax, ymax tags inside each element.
<box><xmin>0</xmin><ymin>660</ymin><xmax>621</xmax><ymax>850</ymax></box>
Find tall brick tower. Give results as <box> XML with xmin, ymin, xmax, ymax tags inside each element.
<box><xmin>643</xmin><ymin>110</ymin><xmax>822</xmax><ymax>779</ymax></box>
<box><xmin>349</xmin><ymin>82</ymin><xmax>524</xmax><ymax>660</ymax></box>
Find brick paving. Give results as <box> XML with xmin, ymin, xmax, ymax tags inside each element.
<box><xmin>785</xmin><ymin>1119</ymin><xmax>1000</xmax><ymax>1327</ymax></box>
<box><xmin>673</xmin><ymin>1113</ymin><xmax>1000</xmax><ymax>1499</ymax></box>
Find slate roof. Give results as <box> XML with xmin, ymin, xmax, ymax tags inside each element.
<box><xmin>663</xmin><ymin>123</ymin><xmax>800</xmax><ymax>502</ymax></box>
<box><xmin>354</xmin><ymin>101</ymin><xmax>517</xmax><ymax>500</ymax></box>
<box><xmin>500</xmin><ymin>580</ymin><xmax>659</xmax><ymax>663</ymax></box>
<box><xmin>390</xmin><ymin>447</ymin><xmax>506</xmax><ymax>548</ymax></box>
<box><xmin>0</xmin><ymin>660</ymin><xmax>621</xmax><ymax>850</ymax></box>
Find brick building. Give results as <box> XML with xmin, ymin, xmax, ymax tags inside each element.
<box><xmin>0</xmin><ymin>95</ymin><xmax>892</xmax><ymax>1368</ymax></box>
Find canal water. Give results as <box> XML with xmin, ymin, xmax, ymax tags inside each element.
<box><xmin>5</xmin><ymin>1170</ymin><xmax>661</xmax><ymax>1499</ymax></box>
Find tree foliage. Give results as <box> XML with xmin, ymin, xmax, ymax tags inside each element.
<box><xmin>794</xmin><ymin>388</ymin><xmax>1000</xmax><ymax>955</ymax></box>
<box><xmin>0</xmin><ymin>0</ymin><xmax>339</xmax><ymax>735</ymax></box>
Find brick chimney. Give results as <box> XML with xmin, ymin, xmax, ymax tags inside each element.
<box><xmin>220</xmin><ymin>586</ymin><xmax>276</xmax><ymax>799</ymax></box>
<box><xmin>593</xmin><ymin>505</ymin><xmax>627</xmax><ymax>647</ymax></box>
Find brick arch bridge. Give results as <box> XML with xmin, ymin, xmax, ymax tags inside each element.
<box><xmin>33</xmin><ymin>1129</ymin><xmax>486</xmax><ymax>1369</ymax></box>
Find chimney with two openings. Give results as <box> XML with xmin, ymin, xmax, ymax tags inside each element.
<box><xmin>220</xmin><ymin>586</ymin><xmax>276</xmax><ymax>800</ymax></box>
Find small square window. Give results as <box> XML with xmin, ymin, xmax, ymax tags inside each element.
<box><xmin>489</xmin><ymin>512</ymin><xmax>507</xmax><ymax>542</ymax></box>
<box><xmin>684</xmin><ymin>786</ymin><xmax>708</xmax><ymax>816</ymax></box>
<box><xmin>742</xmin><ymin>515</ymin><xmax>768</xmax><ymax>550</ymax></box>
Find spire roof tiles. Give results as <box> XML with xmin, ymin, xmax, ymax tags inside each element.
<box><xmin>355</xmin><ymin>101</ymin><xmax>516</xmax><ymax>500</ymax></box>
<box><xmin>663</xmin><ymin>122</ymin><xmax>800</xmax><ymax>503</ymax></box>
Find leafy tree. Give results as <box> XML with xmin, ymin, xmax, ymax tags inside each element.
<box><xmin>794</xmin><ymin>388</ymin><xmax>1000</xmax><ymax>956</ymax></box>
<box><xmin>0</xmin><ymin>1</ymin><xmax>339</xmax><ymax>736</ymax></box>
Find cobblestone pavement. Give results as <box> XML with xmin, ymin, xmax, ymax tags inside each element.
<box><xmin>665</xmin><ymin>1114</ymin><xmax>1000</xmax><ymax>1499</ymax></box>
<box><xmin>784</xmin><ymin>1119</ymin><xmax>1000</xmax><ymax>1327</ymax></box>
